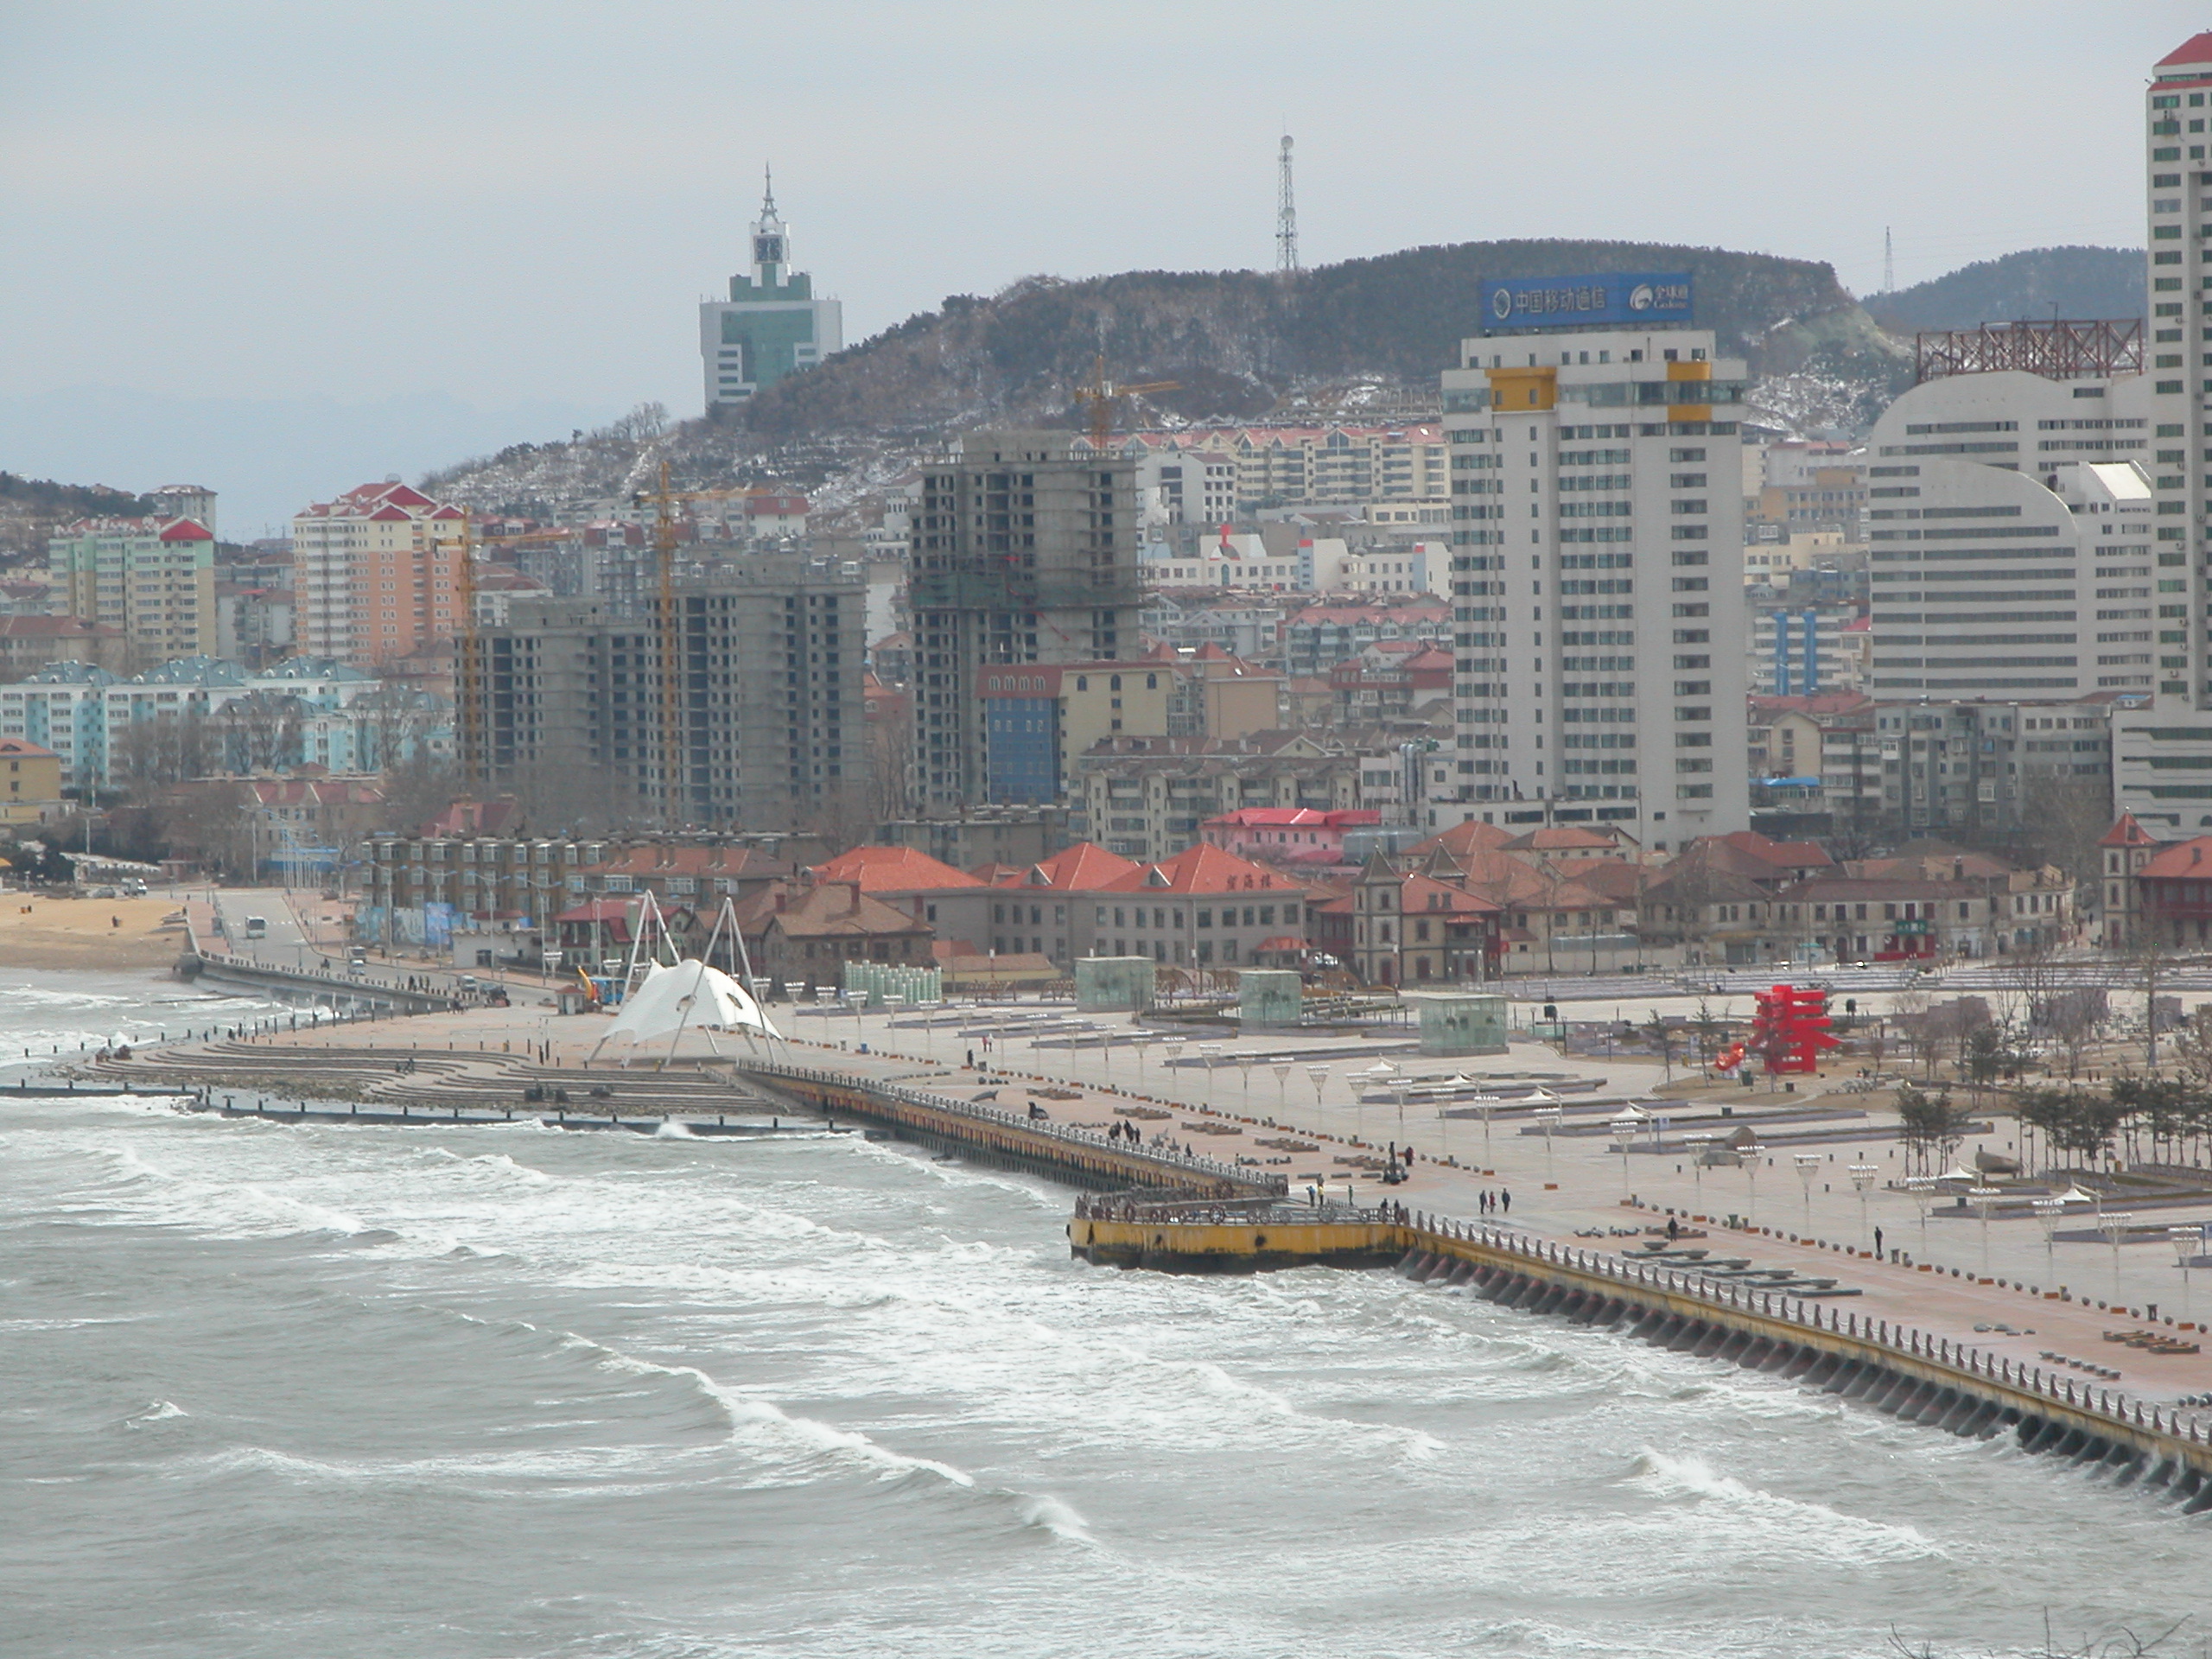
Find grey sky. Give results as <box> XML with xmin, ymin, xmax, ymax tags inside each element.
<box><xmin>0</xmin><ymin>1</ymin><xmax>2201</xmax><ymax>533</ymax></box>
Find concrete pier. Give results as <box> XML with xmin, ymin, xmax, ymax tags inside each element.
<box><xmin>1071</xmin><ymin>1199</ymin><xmax>2212</xmax><ymax>1503</ymax></box>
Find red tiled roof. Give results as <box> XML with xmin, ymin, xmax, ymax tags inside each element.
<box><xmin>2159</xmin><ymin>32</ymin><xmax>2212</xmax><ymax>67</ymax></box>
<box><xmin>1719</xmin><ymin>829</ymin><xmax>1834</xmax><ymax>870</ymax></box>
<box><xmin>158</xmin><ymin>518</ymin><xmax>213</xmax><ymax>542</ymax></box>
<box><xmin>768</xmin><ymin>880</ymin><xmax>932</xmax><ymax>939</ymax></box>
<box><xmin>580</xmin><ymin>844</ymin><xmax>789</xmax><ymax>880</ymax></box>
<box><xmin>2101</xmin><ymin>812</ymin><xmax>2161</xmax><ymax>849</ymax></box>
<box><xmin>1409</xmin><ymin>818</ymin><xmax>1515</xmax><ymax>857</ymax></box>
<box><xmin>556</xmin><ymin>898</ymin><xmax>634</xmax><ymax>925</ymax></box>
<box><xmin>811</xmin><ymin>844</ymin><xmax>982</xmax><ymax>891</ymax></box>
<box><xmin>1008</xmin><ymin>842</ymin><xmax>1141</xmax><ymax>891</ymax></box>
<box><xmin>0</xmin><ymin>737</ymin><xmax>59</xmax><ymax>760</ymax></box>
<box><xmin>2136</xmin><ymin>838</ymin><xmax>2212</xmax><ymax>880</ymax></box>
<box><xmin>1098</xmin><ymin>842</ymin><xmax>1294</xmax><ymax>895</ymax></box>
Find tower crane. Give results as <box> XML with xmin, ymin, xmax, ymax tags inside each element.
<box><xmin>634</xmin><ymin>463</ymin><xmax>733</xmax><ymax>829</ymax></box>
<box><xmin>1073</xmin><ymin>352</ymin><xmax>1178</xmax><ymax>455</ymax></box>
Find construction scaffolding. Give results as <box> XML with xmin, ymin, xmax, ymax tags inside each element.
<box><xmin>1915</xmin><ymin>318</ymin><xmax>2144</xmax><ymax>385</ymax></box>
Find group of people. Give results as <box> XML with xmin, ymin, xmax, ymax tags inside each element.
<box><xmin>1478</xmin><ymin>1187</ymin><xmax>1512</xmax><ymax>1215</ymax></box>
<box><xmin>1107</xmin><ymin>1119</ymin><xmax>1144</xmax><ymax>1146</ymax></box>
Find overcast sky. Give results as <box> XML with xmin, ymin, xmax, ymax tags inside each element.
<box><xmin>1</xmin><ymin>1</ymin><xmax>2203</xmax><ymax>533</ymax></box>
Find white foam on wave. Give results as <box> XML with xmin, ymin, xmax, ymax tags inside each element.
<box><xmin>1016</xmin><ymin>1492</ymin><xmax>1093</xmax><ymax>1542</ymax></box>
<box><xmin>1626</xmin><ymin>1446</ymin><xmax>1944</xmax><ymax>1561</ymax></box>
<box><xmin>653</xmin><ymin>1120</ymin><xmax>696</xmax><ymax>1139</ymax></box>
<box><xmin>126</xmin><ymin>1400</ymin><xmax>188</xmax><ymax>1425</ymax></box>
<box><xmin>568</xmin><ymin>1332</ymin><xmax>978</xmax><ymax>1489</ymax></box>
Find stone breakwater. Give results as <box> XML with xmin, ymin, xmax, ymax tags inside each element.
<box><xmin>1071</xmin><ymin>1199</ymin><xmax>2212</xmax><ymax>1510</ymax></box>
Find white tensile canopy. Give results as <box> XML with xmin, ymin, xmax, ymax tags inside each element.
<box><xmin>588</xmin><ymin>959</ymin><xmax>782</xmax><ymax>1059</ymax></box>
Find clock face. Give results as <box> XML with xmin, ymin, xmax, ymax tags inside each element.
<box><xmin>754</xmin><ymin>235</ymin><xmax>785</xmax><ymax>265</ymax></box>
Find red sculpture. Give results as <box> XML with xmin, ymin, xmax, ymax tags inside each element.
<box><xmin>1748</xmin><ymin>983</ymin><xmax>1839</xmax><ymax>1075</ymax></box>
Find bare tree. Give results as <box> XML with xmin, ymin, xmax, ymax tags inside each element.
<box><xmin>109</xmin><ymin>712</ymin><xmax>215</xmax><ymax>796</ymax></box>
<box><xmin>213</xmin><ymin>690</ymin><xmax>304</xmax><ymax>773</ymax></box>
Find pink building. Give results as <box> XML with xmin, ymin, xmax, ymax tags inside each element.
<box><xmin>1199</xmin><ymin>806</ymin><xmax>1379</xmax><ymax>867</ymax></box>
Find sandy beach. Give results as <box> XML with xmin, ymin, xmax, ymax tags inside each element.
<box><xmin>0</xmin><ymin>894</ymin><xmax>190</xmax><ymax>971</ymax></box>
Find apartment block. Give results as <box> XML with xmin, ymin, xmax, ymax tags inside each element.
<box><xmin>909</xmin><ymin>431</ymin><xmax>1141</xmax><ymax>812</ymax></box>
<box><xmin>292</xmin><ymin>480</ymin><xmax>468</xmax><ymax>669</ymax></box>
<box><xmin>467</xmin><ymin>555</ymin><xmax>867</xmax><ymax>832</ymax></box>
<box><xmin>47</xmin><ymin>514</ymin><xmax>216</xmax><ymax>665</ymax></box>
<box><xmin>1441</xmin><ymin>302</ymin><xmax>1751</xmax><ymax>849</ymax></box>
<box><xmin>1877</xmin><ymin>694</ymin><xmax>2125</xmax><ymax>836</ymax></box>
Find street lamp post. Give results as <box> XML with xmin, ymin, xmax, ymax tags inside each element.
<box><xmin>1849</xmin><ymin>1162</ymin><xmax>1878</xmax><ymax>1251</ymax></box>
<box><xmin>1967</xmin><ymin>1184</ymin><xmax>2002</xmax><ymax>1276</ymax></box>
<box><xmin>1609</xmin><ymin>1110</ymin><xmax>1639</xmax><ymax>1194</ymax></box>
<box><xmin>1198</xmin><ymin>1043</ymin><xmax>1222</xmax><ymax>1107</ymax></box>
<box><xmin>1684</xmin><ymin>1132</ymin><xmax>1713</xmax><ymax>1201</ymax></box>
<box><xmin>2032</xmin><ymin>1196</ymin><xmax>2064</xmax><ymax>1281</ymax></box>
<box><xmin>2101</xmin><ymin>1211</ymin><xmax>2135</xmax><ymax>1300</ymax></box>
<box><xmin>1306</xmin><ymin>1064</ymin><xmax>1330</xmax><ymax>1128</ymax></box>
<box><xmin>1537</xmin><ymin>1104</ymin><xmax>1564</xmax><ymax>1176</ymax></box>
<box><xmin>1272</xmin><ymin>1062</ymin><xmax>1292</xmax><ymax>1116</ymax></box>
<box><xmin>1740</xmin><ymin>1141</ymin><xmax>1767</xmax><ymax>1224</ymax></box>
<box><xmin>1470</xmin><ymin>1093</ymin><xmax>1501</xmax><ymax>1160</ymax></box>
<box><xmin>1794</xmin><ymin>1152</ymin><xmax>1821</xmax><ymax>1227</ymax></box>
<box><xmin>2172</xmin><ymin>1224</ymin><xmax>2202</xmax><ymax>1319</ymax></box>
<box><xmin>1904</xmin><ymin>1174</ymin><xmax>1937</xmax><ymax>1259</ymax></box>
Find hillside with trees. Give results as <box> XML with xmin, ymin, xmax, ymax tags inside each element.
<box><xmin>1863</xmin><ymin>246</ymin><xmax>2146</xmax><ymax>335</ymax></box>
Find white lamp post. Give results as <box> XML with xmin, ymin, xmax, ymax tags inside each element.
<box><xmin>1306</xmin><ymin>1063</ymin><xmax>1330</xmax><ymax>1127</ymax></box>
<box><xmin>1272</xmin><ymin>1062</ymin><xmax>1292</xmax><ymax>1116</ymax></box>
<box><xmin>1470</xmin><ymin>1092</ymin><xmax>1501</xmax><ymax>1159</ymax></box>
<box><xmin>1537</xmin><ymin>1104</ymin><xmax>1564</xmax><ymax>1176</ymax></box>
<box><xmin>1740</xmin><ymin>1141</ymin><xmax>1767</xmax><ymax>1224</ymax></box>
<box><xmin>2101</xmin><ymin>1211</ymin><xmax>2136</xmax><ymax>1300</ymax></box>
<box><xmin>1904</xmin><ymin>1174</ymin><xmax>1937</xmax><ymax>1259</ymax></box>
<box><xmin>2032</xmin><ymin>1196</ymin><xmax>2064</xmax><ymax>1280</ymax></box>
<box><xmin>1967</xmin><ymin>1184</ymin><xmax>2002</xmax><ymax>1276</ymax></box>
<box><xmin>1608</xmin><ymin>1110</ymin><xmax>1641</xmax><ymax>1193</ymax></box>
<box><xmin>1849</xmin><ymin>1162</ymin><xmax>1878</xmax><ymax>1251</ymax></box>
<box><xmin>1794</xmin><ymin>1152</ymin><xmax>1821</xmax><ymax>1227</ymax></box>
<box><xmin>2171</xmin><ymin>1224</ymin><xmax>2202</xmax><ymax>1319</ymax></box>
<box><xmin>1684</xmin><ymin>1131</ymin><xmax>1713</xmax><ymax>1200</ymax></box>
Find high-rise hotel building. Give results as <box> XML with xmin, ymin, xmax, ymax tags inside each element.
<box><xmin>2113</xmin><ymin>34</ymin><xmax>2212</xmax><ymax>830</ymax></box>
<box><xmin>1440</xmin><ymin>302</ymin><xmax>1750</xmax><ymax>850</ymax></box>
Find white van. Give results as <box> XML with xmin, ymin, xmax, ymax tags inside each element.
<box><xmin>243</xmin><ymin>916</ymin><xmax>268</xmax><ymax>940</ymax></box>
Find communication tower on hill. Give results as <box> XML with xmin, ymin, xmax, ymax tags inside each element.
<box><xmin>1276</xmin><ymin>135</ymin><xmax>1299</xmax><ymax>274</ymax></box>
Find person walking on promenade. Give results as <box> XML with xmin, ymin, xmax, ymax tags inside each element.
<box><xmin>1874</xmin><ymin>1225</ymin><xmax>1884</xmax><ymax>1259</ymax></box>
<box><xmin>1501</xmin><ymin>1187</ymin><xmax>1511</xmax><ymax>1214</ymax></box>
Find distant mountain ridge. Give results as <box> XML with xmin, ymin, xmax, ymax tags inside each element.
<box><xmin>1863</xmin><ymin>246</ymin><xmax>2146</xmax><ymax>335</ymax></box>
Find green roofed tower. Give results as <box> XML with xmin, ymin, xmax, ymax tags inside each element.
<box><xmin>699</xmin><ymin>168</ymin><xmax>842</xmax><ymax>412</ymax></box>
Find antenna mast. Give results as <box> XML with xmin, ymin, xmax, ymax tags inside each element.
<box><xmin>1884</xmin><ymin>226</ymin><xmax>1894</xmax><ymax>295</ymax></box>
<box><xmin>1276</xmin><ymin>135</ymin><xmax>1299</xmax><ymax>274</ymax></box>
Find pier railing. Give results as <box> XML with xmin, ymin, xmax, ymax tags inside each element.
<box><xmin>734</xmin><ymin>1058</ymin><xmax>1287</xmax><ymax>1197</ymax></box>
<box><xmin>1389</xmin><ymin>1207</ymin><xmax>2211</xmax><ymax>1452</ymax></box>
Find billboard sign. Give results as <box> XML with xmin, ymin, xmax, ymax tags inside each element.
<box><xmin>1479</xmin><ymin>272</ymin><xmax>1693</xmax><ymax>333</ymax></box>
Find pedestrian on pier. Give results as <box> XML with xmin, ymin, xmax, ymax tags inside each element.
<box><xmin>1500</xmin><ymin>1187</ymin><xmax>1511</xmax><ymax>1214</ymax></box>
<box><xmin>1874</xmin><ymin>1225</ymin><xmax>1884</xmax><ymax>1259</ymax></box>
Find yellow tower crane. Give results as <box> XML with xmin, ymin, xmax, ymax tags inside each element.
<box><xmin>1072</xmin><ymin>352</ymin><xmax>1178</xmax><ymax>454</ymax></box>
<box><xmin>453</xmin><ymin>506</ymin><xmax>480</xmax><ymax>785</ymax></box>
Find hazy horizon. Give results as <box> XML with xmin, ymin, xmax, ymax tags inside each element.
<box><xmin>3</xmin><ymin>1</ymin><xmax>2202</xmax><ymax>531</ymax></box>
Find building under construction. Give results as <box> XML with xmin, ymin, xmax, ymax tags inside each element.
<box><xmin>464</xmin><ymin>552</ymin><xmax>866</xmax><ymax>831</ymax></box>
<box><xmin>910</xmin><ymin>430</ymin><xmax>1142</xmax><ymax>812</ymax></box>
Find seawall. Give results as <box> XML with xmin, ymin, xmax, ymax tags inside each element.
<box><xmin>1071</xmin><ymin>1202</ymin><xmax>2212</xmax><ymax>1503</ymax></box>
<box><xmin>732</xmin><ymin>1058</ymin><xmax>1284</xmax><ymax>1198</ymax></box>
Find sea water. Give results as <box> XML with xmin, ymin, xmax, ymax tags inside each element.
<box><xmin>0</xmin><ymin>975</ymin><xmax>2204</xmax><ymax>1657</ymax></box>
